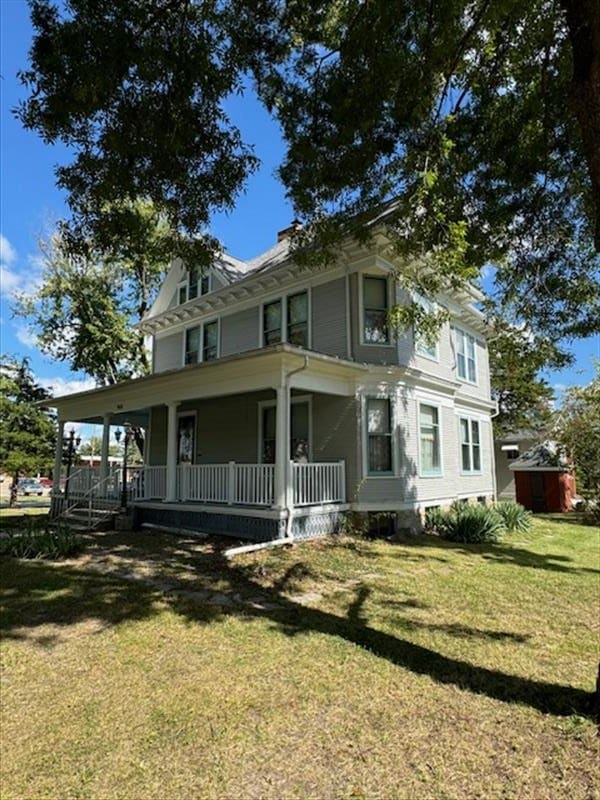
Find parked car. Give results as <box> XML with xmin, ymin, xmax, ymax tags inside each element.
<box><xmin>17</xmin><ymin>480</ymin><xmax>45</xmax><ymax>496</ymax></box>
<box><xmin>38</xmin><ymin>477</ymin><xmax>53</xmax><ymax>489</ymax></box>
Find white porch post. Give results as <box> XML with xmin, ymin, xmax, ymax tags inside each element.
<box><xmin>273</xmin><ymin>383</ymin><xmax>290</xmax><ymax>510</ymax></box>
<box><xmin>100</xmin><ymin>413</ymin><xmax>111</xmax><ymax>480</ymax></box>
<box><xmin>52</xmin><ymin>418</ymin><xmax>65</xmax><ymax>495</ymax></box>
<box><xmin>165</xmin><ymin>401</ymin><xmax>180</xmax><ymax>502</ymax></box>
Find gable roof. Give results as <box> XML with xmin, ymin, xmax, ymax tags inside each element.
<box><xmin>508</xmin><ymin>441</ymin><xmax>572</xmax><ymax>472</ymax></box>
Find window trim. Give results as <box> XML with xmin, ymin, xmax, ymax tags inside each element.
<box><xmin>417</xmin><ymin>401</ymin><xmax>443</xmax><ymax>478</ymax></box>
<box><xmin>458</xmin><ymin>415</ymin><xmax>483</xmax><ymax>475</ymax></box>
<box><xmin>359</xmin><ymin>273</ymin><xmax>394</xmax><ymax>348</ymax></box>
<box><xmin>257</xmin><ymin>395</ymin><xmax>313</xmax><ymax>464</ymax></box>
<box><xmin>182</xmin><ymin>318</ymin><xmax>220</xmax><ymax>365</ymax></box>
<box><xmin>259</xmin><ymin>288</ymin><xmax>311</xmax><ymax>350</ymax></box>
<box><xmin>363</xmin><ymin>395</ymin><xmax>396</xmax><ymax>477</ymax></box>
<box><xmin>453</xmin><ymin>325</ymin><xmax>478</xmax><ymax>385</ymax></box>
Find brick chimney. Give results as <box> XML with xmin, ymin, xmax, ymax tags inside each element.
<box><xmin>277</xmin><ymin>219</ymin><xmax>303</xmax><ymax>242</ymax></box>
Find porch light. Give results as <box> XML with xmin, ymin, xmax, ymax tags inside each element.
<box><xmin>62</xmin><ymin>428</ymin><xmax>82</xmax><ymax>505</ymax></box>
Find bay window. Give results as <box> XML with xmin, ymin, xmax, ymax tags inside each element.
<box><xmin>419</xmin><ymin>404</ymin><xmax>441</xmax><ymax>476</ymax></box>
<box><xmin>366</xmin><ymin>398</ymin><xmax>393</xmax><ymax>474</ymax></box>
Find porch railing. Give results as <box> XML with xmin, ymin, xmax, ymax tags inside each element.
<box><xmin>292</xmin><ymin>461</ymin><xmax>346</xmax><ymax>506</ymax></box>
<box><xmin>125</xmin><ymin>461</ymin><xmax>345</xmax><ymax>508</ymax></box>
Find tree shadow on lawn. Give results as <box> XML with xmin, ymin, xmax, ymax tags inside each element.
<box><xmin>0</xmin><ymin>536</ymin><xmax>594</xmax><ymax>720</ymax></box>
<box><xmin>391</xmin><ymin>533</ymin><xmax>600</xmax><ymax>575</ymax></box>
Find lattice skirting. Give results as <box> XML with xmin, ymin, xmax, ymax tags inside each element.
<box><xmin>133</xmin><ymin>507</ymin><xmax>346</xmax><ymax>542</ymax></box>
<box><xmin>291</xmin><ymin>511</ymin><xmax>345</xmax><ymax>540</ymax></box>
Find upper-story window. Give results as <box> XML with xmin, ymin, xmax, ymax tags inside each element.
<box><xmin>366</xmin><ymin>398</ymin><xmax>393</xmax><ymax>474</ymax></box>
<box><xmin>184</xmin><ymin>320</ymin><xmax>219</xmax><ymax>365</ymax></box>
<box><xmin>414</xmin><ymin>295</ymin><xmax>439</xmax><ymax>360</ymax></box>
<box><xmin>287</xmin><ymin>292</ymin><xmax>308</xmax><ymax>347</ymax></box>
<box><xmin>263</xmin><ymin>299</ymin><xmax>282</xmax><ymax>345</ymax></box>
<box><xmin>178</xmin><ymin>268</ymin><xmax>210</xmax><ymax>305</ymax></box>
<box><xmin>460</xmin><ymin>416</ymin><xmax>481</xmax><ymax>473</ymax></box>
<box><xmin>262</xmin><ymin>291</ymin><xmax>309</xmax><ymax>348</ymax></box>
<box><xmin>363</xmin><ymin>276</ymin><xmax>390</xmax><ymax>344</ymax></box>
<box><xmin>454</xmin><ymin>326</ymin><xmax>477</xmax><ymax>383</ymax></box>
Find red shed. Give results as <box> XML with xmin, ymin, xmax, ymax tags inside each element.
<box><xmin>509</xmin><ymin>442</ymin><xmax>576</xmax><ymax>513</ymax></box>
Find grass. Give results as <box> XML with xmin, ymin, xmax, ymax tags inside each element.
<box><xmin>1</xmin><ymin>515</ymin><xmax>598</xmax><ymax>799</ymax></box>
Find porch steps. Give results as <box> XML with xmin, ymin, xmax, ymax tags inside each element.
<box><xmin>60</xmin><ymin>506</ymin><xmax>118</xmax><ymax>532</ymax></box>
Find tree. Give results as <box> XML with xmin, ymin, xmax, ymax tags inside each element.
<box><xmin>489</xmin><ymin>326</ymin><xmax>565</xmax><ymax>436</ymax></box>
<box><xmin>16</xmin><ymin>200</ymin><xmax>169</xmax><ymax>384</ymax></box>
<box><xmin>0</xmin><ymin>357</ymin><xmax>56</xmax><ymax>507</ymax></box>
<box><xmin>554</xmin><ymin>368</ymin><xmax>600</xmax><ymax>497</ymax></box>
<box><xmin>16</xmin><ymin>0</ymin><xmax>599</xmax><ymax>350</ymax></box>
<box><xmin>78</xmin><ymin>436</ymin><xmax>121</xmax><ymax>461</ymax></box>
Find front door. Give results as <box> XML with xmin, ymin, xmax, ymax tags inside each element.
<box><xmin>177</xmin><ymin>414</ymin><xmax>196</xmax><ymax>464</ymax></box>
<box><xmin>261</xmin><ymin>401</ymin><xmax>310</xmax><ymax>463</ymax></box>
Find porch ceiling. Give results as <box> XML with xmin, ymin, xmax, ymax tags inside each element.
<box><xmin>45</xmin><ymin>344</ymin><xmax>368</xmax><ymax>422</ymax></box>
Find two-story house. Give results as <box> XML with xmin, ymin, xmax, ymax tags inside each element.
<box><xmin>48</xmin><ymin>221</ymin><xmax>496</xmax><ymax>541</ymax></box>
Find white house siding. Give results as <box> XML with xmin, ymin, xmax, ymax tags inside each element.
<box><xmin>147</xmin><ymin>406</ymin><xmax>168</xmax><ymax>465</ymax></box>
<box><xmin>153</xmin><ymin>331</ymin><xmax>183</xmax><ymax>373</ymax></box>
<box><xmin>311</xmin><ymin>393</ymin><xmax>359</xmax><ymax>499</ymax></box>
<box><xmin>354</xmin><ymin>385</ymin><xmax>494</xmax><ymax>509</ymax></box>
<box><xmin>350</xmin><ymin>273</ymin><xmax>400</xmax><ymax>365</ymax></box>
<box><xmin>177</xmin><ymin>390</ymin><xmax>273</xmax><ymax>463</ymax></box>
<box><xmin>311</xmin><ymin>278</ymin><xmax>348</xmax><ymax>358</ymax></box>
<box><xmin>220</xmin><ymin>307</ymin><xmax>260</xmax><ymax>357</ymax></box>
<box><xmin>451</xmin><ymin>324</ymin><xmax>492</xmax><ymax>404</ymax></box>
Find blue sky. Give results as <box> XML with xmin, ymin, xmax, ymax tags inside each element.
<box><xmin>1</xmin><ymin>0</ymin><xmax>598</xmax><ymax>435</ymax></box>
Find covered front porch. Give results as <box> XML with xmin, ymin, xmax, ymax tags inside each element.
<box><xmin>48</xmin><ymin>345</ymin><xmax>364</xmax><ymax>540</ymax></box>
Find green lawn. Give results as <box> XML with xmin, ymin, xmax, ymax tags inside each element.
<box><xmin>1</xmin><ymin>516</ymin><xmax>598</xmax><ymax>799</ymax></box>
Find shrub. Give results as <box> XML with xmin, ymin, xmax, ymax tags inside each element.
<box><xmin>424</xmin><ymin>506</ymin><xmax>448</xmax><ymax>535</ymax></box>
<box><xmin>494</xmin><ymin>501</ymin><xmax>532</xmax><ymax>532</ymax></box>
<box><xmin>440</xmin><ymin>503</ymin><xmax>505</xmax><ymax>544</ymax></box>
<box><xmin>0</xmin><ymin>521</ymin><xmax>82</xmax><ymax>559</ymax></box>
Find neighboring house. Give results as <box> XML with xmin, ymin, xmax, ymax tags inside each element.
<box><xmin>509</xmin><ymin>441</ymin><xmax>576</xmax><ymax>513</ymax></box>
<box><xmin>47</xmin><ymin>220</ymin><xmax>496</xmax><ymax>541</ymax></box>
<box><xmin>494</xmin><ymin>432</ymin><xmax>538</xmax><ymax>500</ymax></box>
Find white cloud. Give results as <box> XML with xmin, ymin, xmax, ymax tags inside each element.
<box><xmin>0</xmin><ymin>234</ymin><xmax>24</xmax><ymax>298</ymax></box>
<box><xmin>14</xmin><ymin>324</ymin><xmax>38</xmax><ymax>349</ymax></box>
<box><xmin>0</xmin><ymin>234</ymin><xmax>16</xmax><ymax>266</ymax></box>
<box><xmin>38</xmin><ymin>376</ymin><xmax>98</xmax><ymax>397</ymax></box>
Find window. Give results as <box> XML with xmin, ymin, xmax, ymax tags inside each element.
<box><xmin>188</xmin><ymin>267</ymin><xmax>199</xmax><ymax>300</ymax></box>
<box><xmin>202</xmin><ymin>320</ymin><xmax>219</xmax><ymax>361</ymax></box>
<box><xmin>414</xmin><ymin>294</ymin><xmax>438</xmax><ymax>360</ymax></box>
<box><xmin>178</xmin><ymin>269</ymin><xmax>210</xmax><ymax>304</ymax></box>
<box><xmin>419</xmin><ymin>404</ymin><xmax>441</xmax><ymax>476</ymax></box>
<box><xmin>260</xmin><ymin>400</ymin><xmax>310</xmax><ymax>464</ymax></box>
<box><xmin>454</xmin><ymin>327</ymin><xmax>477</xmax><ymax>382</ymax></box>
<box><xmin>287</xmin><ymin>292</ymin><xmax>308</xmax><ymax>347</ymax></box>
<box><xmin>185</xmin><ymin>321</ymin><xmax>218</xmax><ymax>364</ymax></box>
<box><xmin>366</xmin><ymin>398</ymin><xmax>393</xmax><ymax>474</ymax></box>
<box><xmin>363</xmin><ymin>276</ymin><xmax>389</xmax><ymax>344</ymax></box>
<box><xmin>460</xmin><ymin>417</ymin><xmax>481</xmax><ymax>473</ymax></box>
<box><xmin>263</xmin><ymin>299</ymin><xmax>282</xmax><ymax>346</ymax></box>
<box><xmin>505</xmin><ymin>449</ymin><xmax>519</xmax><ymax>461</ymax></box>
<box><xmin>184</xmin><ymin>326</ymin><xmax>201</xmax><ymax>365</ymax></box>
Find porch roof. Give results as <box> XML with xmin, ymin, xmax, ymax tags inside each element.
<box><xmin>46</xmin><ymin>344</ymin><xmax>369</xmax><ymax>424</ymax></box>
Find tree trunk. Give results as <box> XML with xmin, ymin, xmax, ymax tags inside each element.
<box><xmin>561</xmin><ymin>0</ymin><xmax>600</xmax><ymax>250</ymax></box>
<box><xmin>9</xmin><ymin>470</ymin><xmax>19</xmax><ymax>508</ymax></box>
